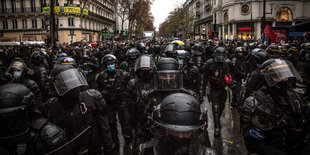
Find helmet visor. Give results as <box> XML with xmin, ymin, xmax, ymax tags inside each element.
<box><xmin>134</xmin><ymin>56</ymin><xmax>154</xmax><ymax>72</ymax></box>
<box><xmin>0</xmin><ymin>107</ymin><xmax>29</xmax><ymax>139</ymax></box>
<box><xmin>214</xmin><ymin>52</ymin><xmax>226</xmax><ymax>62</ymax></box>
<box><xmin>154</xmin><ymin>70</ymin><xmax>183</xmax><ymax>91</ymax></box>
<box><xmin>262</xmin><ymin>59</ymin><xmax>302</xmax><ymax>87</ymax></box>
<box><xmin>53</xmin><ymin>68</ymin><xmax>88</xmax><ymax>96</ymax></box>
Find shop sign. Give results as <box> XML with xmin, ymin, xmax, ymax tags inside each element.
<box><xmin>64</xmin><ymin>6</ymin><xmax>81</xmax><ymax>13</ymax></box>
<box><xmin>42</xmin><ymin>6</ymin><xmax>60</xmax><ymax>13</ymax></box>
<box><xmin>83</xmin><ymin>8</ymin><xmax>88</xmax><ymax>15</ymax></box>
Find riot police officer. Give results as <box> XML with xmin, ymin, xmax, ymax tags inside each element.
<box><xmin>231</xmin><ymin>47</ymin><xmax>248</xmax><ymax>107</ymax></box>
<box><xmin>175</xmin><ymin>50</ymin><xmax>203</xmax><ymax>103</ymax></box>
<box><xmin>138</xmin><ymin>93</ymin><xmax>210</xmax><ymax>155</ymax></box>
<box><xmin>29</xmin><ymin>51</ymin><xmax>51</xmax><ymax>102</ymax></box>
<box><xmin>136</xmin><ymin>58</ymin><xmax>198</xmax><ymax>150</ymax></box>
<box><xmin>164</xmin><ymin>44</ymin><xmax>176</xmax><ymax>58</ymax></box>
<box><xmin>4</xmin><ymin>61</ymin><xmax>43</xmax><ymax>110</ymax></box>
<box><xmin>122</xmin><ymin>55</ymin><xmax>155</xmax><ymax>154</ymax></box>
<box><xmin>240</xmin><ymin>58</ymin><xmax>310</xmax><ymax>155</ymax></box>
<box><xmin>96</xmin><ymin>54</ymin><xmax>130</xmax><ymax>152</ymax></box>
<box><xmin>120</xmin><ymin>47</ymin><xmax>140</xmax><ymax>78</ymax></box>
<box><xmin>192</xmin><ymin>42</ymin><xmax>205</xmax><ymax>71</ymax></box>
<box><xmin>202</xmin><ymin>46</ymin><xmax>234</xmax><ymax>137</ymax></box>
<box><xmin>0</xmin><ymin>83</ymin><xmax>66</xmax><ymax>154</ymax></box>
<box><xmin>45</xmin><ymin>65</ymin><xmax>114</xmax><ymax>154</ymax></box>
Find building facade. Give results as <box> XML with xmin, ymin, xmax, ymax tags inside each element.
<box><xmin>186</xmin><ymin>0</ymin><xmax>310</xmax><ymax>41</ymax></box>
<box><xmin>215</xmin><ymin>0</ymin><xmax>310</xmax><ymax>40</ymax></box>
<box><xmin>0</xmin><ymin>0</ymin><xmax>115</xmax><ymax>43</ymax></box>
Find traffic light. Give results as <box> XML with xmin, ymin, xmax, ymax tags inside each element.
<box><xmin>45</xmin><ymin>38</ymin><xmax>50</xmax><ymax>45</ymax></box>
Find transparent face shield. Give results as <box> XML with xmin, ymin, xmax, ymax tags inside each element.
<box><xmin>0</xmin><ymin>106</ymin><xmax>29</xmax><ymax>140</ymax></box>
<box><xmin>154</xmin><ymin>70</ymin><xmax>183</xmax><ymax>91</ymax></box>
<box><xmin>134</xmin><ymin>56</ymin><xmax>154</xmax><ymax>72</ymax></box>
<box><xmin>214</xmin><ymin>52</ymin><xmax>227</xmax><ymax>62</ymax></box>
<box><xmin>153</xmin><ymin>126</ymin><xmax>202</xmax><ymax>155</ymax></box>
<box><xmin>261</xmin><ymin>59</ymin><xmax>302</xmax><ymax>87</ymax></box>
<box><xmin>53</xmin><ymin>68</ymin><xmax>88</xmax><ymax>96</ymax></box>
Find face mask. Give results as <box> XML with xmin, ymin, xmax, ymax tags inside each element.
<box><xmin>178</xmin><ymin>59</ymin><xmax>184</xmax><ymax>66</ymax></box>
<box><xmin>13</xmin><ymin>71</ymin><xmax>22</xmax><ymax>79</ymax></box>
<box><xmin>107</xmin><ymin>65</ymin><xmax>115</xmax><ymax>72</ymax></box>
<box><xmin>83</xmin><ymin>70</ymin><xmax>89</xmax><ymax>75</ymax></box>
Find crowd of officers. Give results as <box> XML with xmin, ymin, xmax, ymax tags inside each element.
<box><xmin>0</xmin><ymin>38</ymin><xmax>309</xmax><ymax>155</ymax></box>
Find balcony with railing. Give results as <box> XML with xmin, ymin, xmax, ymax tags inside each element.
<box><xmin>0</xmin><ymin>7</ymin><xmax>42</xmax><ymax>15</ymax></box>
<box><xmin>92</xmin><ymin>0</ymin><xmax>114</xmax><ymax>12</ymax></box>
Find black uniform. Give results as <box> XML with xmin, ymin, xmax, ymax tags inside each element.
<box><xmin>0</xmin><ymin>83</ymin><xmax>66</xmax><ymax>155</ymax></box>
<box><xmin>45</xmin><ymin>65</ymin><xmax>114</xmax><ymax>154</ymax></box>
<box><xmin>240</xmin><ymin>58</ymin><xmax>310</xmax><ymax>155</ymax></box>
<box><xmin>96</xmin><ymin>54</ymin><xmax>130</xmax><ymax>149</ymax></box>
<box><xmin>202</xmin><ymin>47</ymin><xmax>233</xmax><ymax>137</ymax></box>
<box><xmin>138</xmin><ymin>93</ymin><xmax>210</xmax><ymax>155</ymax></box>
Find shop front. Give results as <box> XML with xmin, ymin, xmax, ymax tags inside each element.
<box><xmin>237</xmin><ymin>22</ymin><xmax>254</xmax><ymax>40</ymax></box>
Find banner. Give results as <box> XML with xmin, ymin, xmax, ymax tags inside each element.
<box><xmin>83</xmin><ymin>9</ymin><xmax>88</xmax><ymax>15</ymax></box>
<box><xmin>273</xmin><ymin>30</ymin><xmax>287</xmax><ymax>43</ymax></box>
<box><xmin>264</xmin><ymin>24</ymin><xmax>277</xmax><ymax>43</ymax></box>
<box><xmin>64</xmin><ymin>6</ymin><xmax>81</xmax><ymax>13</ymax></box>
<box><xmin>42</xmin><ymin>6</ymin><xmax>60</xmax><ymax>13</ymax></box>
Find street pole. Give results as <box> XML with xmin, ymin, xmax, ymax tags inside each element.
<box><xmin>50</xmin><ymin>0</ymin><xmax>56</xmax><ymax>49</ymax></box>
<box><xmin>250</xmin><ymin>0</ymin><xmax>253</xmax><ymax>40</ymax></box>
<box><xmin>261</xmin><ymin>0</ymin><xmax>266</xmax><ymax>41</ymax></box>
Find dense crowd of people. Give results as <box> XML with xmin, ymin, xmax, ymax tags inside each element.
<box><xmin>0</xmin><ymin>38</ymin><xmax>309</xmax><ymax>155</ymax></box>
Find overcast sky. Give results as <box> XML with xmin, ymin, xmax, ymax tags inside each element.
<box><xmin>151</xmin><ymin>0</ymin><xmax>186</xmax><ymax>31</ymax></box>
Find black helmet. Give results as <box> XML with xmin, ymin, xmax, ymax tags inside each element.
<box><xmin>56</xmin><ymin>57</ymin><xmax>76</xmax><ymax>66</ymax></box>
<box><xmin>126</xmin><ymin>47</ymin><xmax>140</xmax><ymax>57</ymax></box>
<box><xmin>154</xmin><ymin>58</ymin><xmax>182</xmax><ymax>91</ymax></box>
<box><xmin>134</xmin><ymin>55</ymin><xmax>155</xmax><ymax>80</ymax></box>
<box><xmin>235</xmin><ymin>47</ymin><xmax>248</xmax><ymax>57</ymax></box>
<box><xmin>51</xmin><ymin>65</ymin><xmax>88</xmax><ymax>96</ymax></box>
<box><xmin>30</xmin><ymin>51</ymin><xmax>43</xmax><ymax>65</ymax></box>
<box><xmin>137</xmin><ymin>42</ymin><xmax>147</xmax><ymax>53</ymax></box>
<box><xmin>56</xmin><ymin>52</ymin><xmax>67</xmax><ymax>59</ymax></box>
<box><xmin>266</xmin><ymin>44</ymin><xmax>280</xmax><ymax>56</ymax></box>
<box><xmin>153</xmin><ymin>45</ymin><xmax>162</xmax><ymax>54</ymax></box>
<box><xmin>152</xmin><ymin>93</ymin><xmax>206</xmax><ymax>132</ymax></box>
<box><xmin>175</xmin><ymin>50</ymin><xmax>191</xmax><ymax>63</ymax></box>
<box><xmin>251</xmin><ymin>48</ymin><xmax>269</xmax><ymax>67</ymax></box>
<box><xmin>260</xmin><ymin>58</ymin><xmax>302</xmax><ymax>88</ymax></box>
<box><xmin>213</xmin><ymin>46</ymin><xmax>227</xmax><ymax>62</ymax></box>
<box><xmin>165</xmin><ymin>44</ymin><xmax>176</xmax><ymax>58</ymax></box>
<box><xmin>193</xmin><ymin>43</ymin><xmax>203</xmax><ymax>55</ymax></box>
<box><xmin>0</xmin><ymin>83</ymin><xmax>35</xmax><ymax>140</ymax></box>
<box><xmin>101</xmin><ymin>54</ymin><xmax>118</xmax><ymax>66</ymax></box>
<box><xmin>134</xmin><ymin>55</ymin><xmax>155</xmax><ymax>72</ymax></box>
<box><xmin>151</xmin><ymin>93</ymin><xmax>207</xmax><ymax>155</ymax></box>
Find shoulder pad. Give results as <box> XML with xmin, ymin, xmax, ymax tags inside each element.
<box><xmin>40</xmin><ymin>123</ymin><xmax>66</xmax><ymax>147</ymax></box>
<box><xmin>30</xmin><ymin>117</ymin><xmax>48</xmax><ymax>130</ymax></box>
<box><xmin>190</xmin><ymin>66</ymin><xmax>200</xmax><ymax>73</ymax></box>
<box><xmin>128</xmin><ymin>78</ymin><xmax>138</xmax><ymax>86</ymax></box>
<box><xmin>242</xmin><ymin>96</ymin><xmax>257</xmax><ymax>111</ymax></box>
<box><xmin>180</xmin><ymin>88</ymin><xmax>199</xmax><ymax>100</ymax></box>
<box><xmin>85</xmin><ymin>89</ymin><xmax>102</xmax><ymax>98</ymax></box>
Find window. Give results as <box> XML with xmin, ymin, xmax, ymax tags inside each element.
<box><xmin>32</xmin><ymin>19</ymin><xmax>37</xmax><ymax>28</ymax></box>
<box><xmin>11</xmin><ymin>0</ymin><xmax>16</xmax><ymax>13</ymax></box>
<box><xmin>12</xmin><ymin>19</ymin><xmax>17</xmax><ymax>29</ymax></box>
<box><xmin>276</xmin><ymin>7</ymin><xmax>293</xmax><ymax>22</ymax></box>
<box><xmin>22</xmin><ymin>19</ymin><xmax>27</xmax><ymax>28</ymax></box>
<box><xmin>67</xmin><ymin>0</ymin><xmax>73</xmax><ymax>4</ymax></box>
<box><xmin>68</xmin><ymin>18</ymin><xmax>74</xmax><ymax>26</ymax></box>
<box><xmin>0</xmin><ymin>0</ymin><xmax>6</xmax><ymax>13</ymax></box>
<box><xmin>3</xmin><ymin>20</ymin><xmax>8</xmax><ymax>29</ymax></box>
<box><xmin>20</xmin><ymin>0</ymin><xmax>25</xmax><ymax>12</ymax></box>
<box><xmin>84</xmin><ymin>20</ymin><xmax>87</xmax><ymax>29</ymax></box>
<box><xmin>31</xmin><ymin>0</ymin><xmax>36</xmax><ymax>12</ymax></box>
<box><xmin>41</xmin><ymin>19</ymin><xmax>44</xmax><ymax>28</ymax></box>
